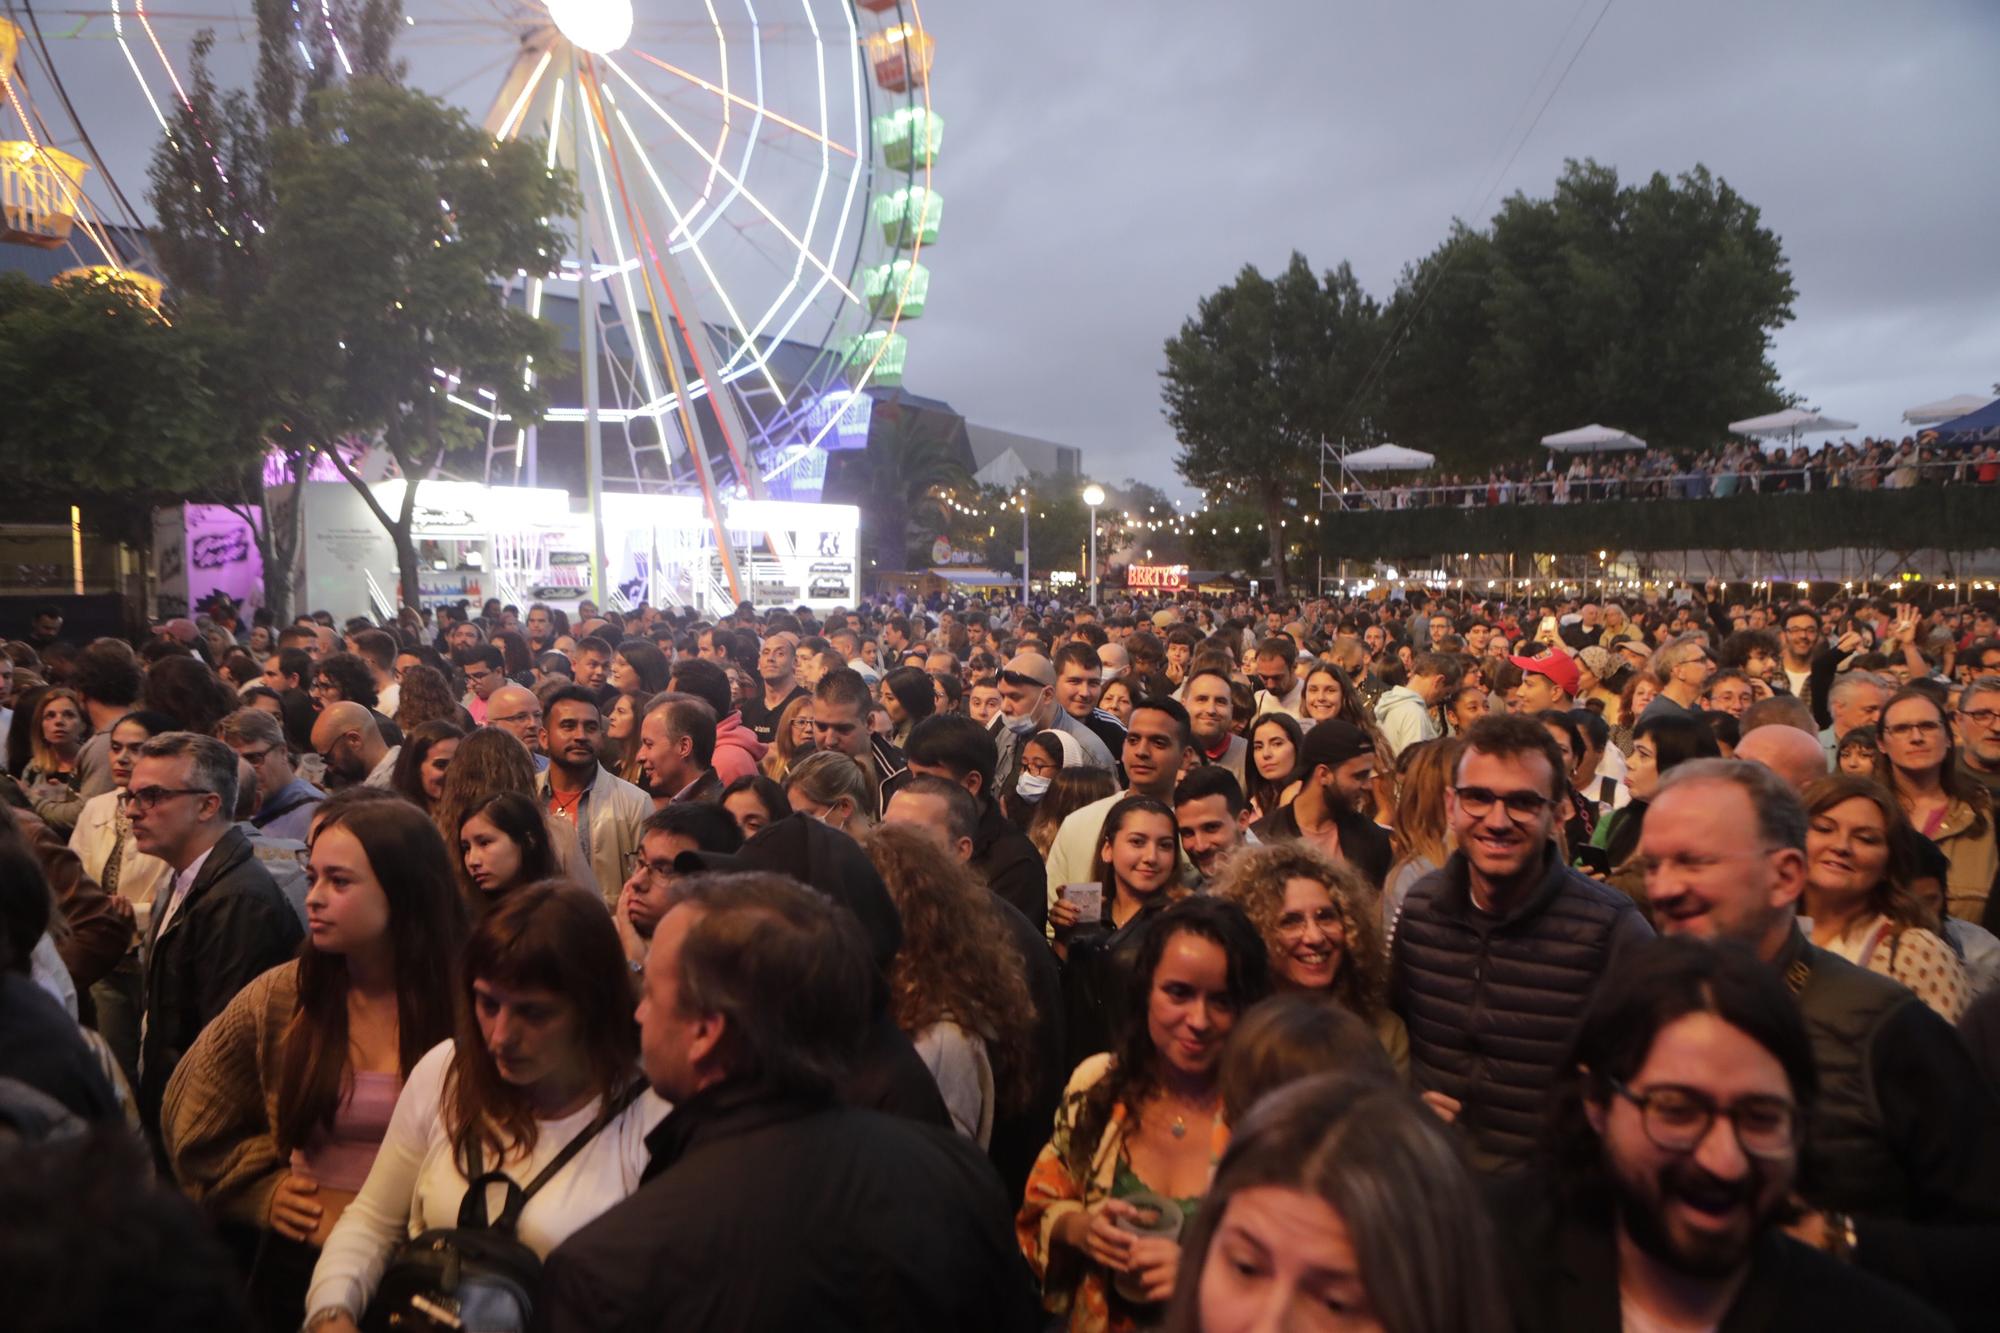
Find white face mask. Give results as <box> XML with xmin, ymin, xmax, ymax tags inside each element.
<box><xmin>1015</xmin><ymin>771</ymin><xmax>1051</xmax><ymax>802</ymax></box>
<box><xmin>1101</xmin><ymin>666</ymin><xmax>1127</xmax><ymax>682</ymax></box>
<box><xmin>1003</xmin><ymin>711</ymin><xmax>1039</xmax><ymax>736</ymax></box>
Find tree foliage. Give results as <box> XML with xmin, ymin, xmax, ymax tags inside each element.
<box><xmin>856</xmin><ymin>396</ymin><xmax>974</xmax><ymax>567</ymax></box>
<box><xmin>0</xmin><ymin>275</ymin><xmax>232</xmax><ymax>525</ymax></box>
<box><xmin>1161</xmin><ymin>254</ymin><xmax>1383</xmax><ymax>592</ymax></box>
<box><xmin>1379</xmin><ymin>159</ymin><xmax>1796</xmax><ymax>471</ymax></box>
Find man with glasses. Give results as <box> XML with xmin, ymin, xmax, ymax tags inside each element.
<box><xmin>484</xmin><ymin>683</ymin><xmax>547</xmax><ymax>770</ymax></box>
<box><xmin>1639</xmin><ymin>634</ymin><xmax>1717</xmax><ymax>724</ymax></box>
<box><xmin>216</xmin><ymin>707</ymin><xmax>323</xmax><ymax>841</ymax></box>
<box><xmin>456</xmin><ymin>644</ymin><xmax>507</xmax><ymax>725</ymax></box>
<box><xmin>1498</xmin><ymin>938</ymin><xmax>1946</xmax><ymax>1331</ymax></box>
<box><xmin>127</xmin><ymin>731</ymin><xmax>300</xmax><ymax>1134</ymax></box>
<box><xmin>308</xmin><ymin>701</ymin><xmax>399</xmax><ymax>791</ymax></box>
<box><xmin>1640</xmin><ymin>759</ymin><xmax>2000</xmax><ymax>1323</ymax></box>
<box><xmin>610</xmin><ymin>803</ymin><xmax>742</xmax><ymax>970</ymax></box>
<box><xmin>1954</xmin><ymin>675</ymin><xmax>2000</xmax><ymax>801</ymax></box>
<box><xmin>1390</xmin><ymin>714</ymin><xmax>1652</xmax><ymax>1173</ymax></box>
<box><xmin>1779</xmin><ymin>604</ymin><xmax>1824</xmax><ymax>705</ymax></box>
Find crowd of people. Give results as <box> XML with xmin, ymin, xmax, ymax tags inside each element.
<box><xmin>1336</xmin><ymin>433</ymin><xmax>1999</xmax><ymax>510</ymax></box>
<box><xmin>3</xmin><ymin>579</ymin><xmax>1999</xmax><ymax>1331</ymax></box>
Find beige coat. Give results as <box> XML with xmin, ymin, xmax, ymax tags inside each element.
<box><xmin>1932</xmin><ymin>799</ymin><xmax>1999</xmax><ymax>926</ymax></box>
<box><xmin>160</xmin><ymin>962</ymin><xmax>299</xmax><ymax>1226</ymax></box>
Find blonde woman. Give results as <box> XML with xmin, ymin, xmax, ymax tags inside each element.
<box><xmin>783</xmin><ymin>749</ymin><xmax>874</xmax><ymax>836</ymax></box>
<box><xmin>1209</xmin><ymin>841</ymin><xmax>1408</xmax><ymax>1079</ymax></box>
<box><xmin>762</xmin><ymin>694</ymin><xmax>815</xmax><ymax>781</ymax></box>
<box><xmin>1385</xmin><ymin>736</ymin><xmax>1462</xmax><ymax>935</ymax></box>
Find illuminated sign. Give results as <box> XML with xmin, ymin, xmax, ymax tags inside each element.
<box><xmin>1126</xmin><ymin>563</ymin><xmax>1190</xmax><ymax>591</ymax></box>
<box><xmin>805</xmin><ymin>388</ymin><xmax>874</xmax><ymax>451</ymax></box>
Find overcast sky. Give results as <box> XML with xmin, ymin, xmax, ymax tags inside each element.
<box><xmin>41</xmin><ymin>0</ymin><xmax>2000</xmax><ymax>507</ymax></box>
<box><xmin>910</xmin><ymin>0</ymin><xmax>2000</xmax><ymax>502</ymax></box>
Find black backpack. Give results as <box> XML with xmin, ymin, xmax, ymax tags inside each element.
<box><xmin>363</xmin><ymin>1080</ymin><xmax>645</xmax><ymax>1333</ymax></box>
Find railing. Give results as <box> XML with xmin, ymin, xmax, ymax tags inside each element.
<box><xmin>1325</xmin><ymin>457</ymin><xmax>1991</xmax><ymax>512</ymax></box>
<box><xmin>362</xmin><ymin>569</ymin><xmax>397</xmax><ymax>623</ymax></box>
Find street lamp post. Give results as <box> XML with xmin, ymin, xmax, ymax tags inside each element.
<box><xmin>1082</xmin><ymin>483</ymin><xmax>1105</xmax><ymax>606</ymax></box>
<box><xmin>1018</xmin><ymin>487</ymin><xmax>1031</xmax><ymax>605</ymax></box>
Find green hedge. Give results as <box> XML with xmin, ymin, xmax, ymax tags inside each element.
<box><xmin>1313</xmin><ymin>487</ymin><xmax>1999</xmax><ymax>560</ymax></box>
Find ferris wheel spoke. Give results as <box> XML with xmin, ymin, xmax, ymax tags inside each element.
<box><xmin>598</xmin><ymin>51</ymin><xmax>858</xmax><ymax>306</ymax></box>
<box><xmin>627</xmin><ymin>48</ymin><xmax>852</xmax><ymax>158</ymax></box>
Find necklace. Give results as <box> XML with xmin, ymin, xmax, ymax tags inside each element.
<box><xmin>1171</xmin><ymin>1115</ymin><xmax>1187</xmax><ymax>1139</ymax></box>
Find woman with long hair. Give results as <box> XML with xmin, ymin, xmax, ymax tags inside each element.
<box><xmin>388</xmin><ymin>719</ymin><xmax>463</xmax><ymax>815</ymax></box>
<box><xmin>491</xmin><ymin>629</ymin><xmax>535</xmax><ymax>684</ymax></box>
<box><xmin>1210</xmin><ymin>842</ymin><xmax>1406</xmax><ymax>1078</ymax></box>
<box><xmin>432</xmin><ymin>729</ymin><xmax>579</xmax><ymax>899</ymax></box>
<box><xmin>783</xmin><ymin>749</ymin><xmax>875</xmax><ymax>836</ymax></box>
<box><xmin>1384</xmin><ymin>737</ymin><xmax>1462</xmax><ymax>934</ymax></box>
<box><xmin>880</xmin><ymin>665</ymin><xmax>936</xmax><ymax>749</ymax></box>
<box><xmin>720</xmin><ymin>773</ymin><xmax>787</xmax><ymax>840</ymax></box>
<box><xmin>1059</xmin><ymin>796</ymin><xmax>1188</xmax><ymax>1061</ymax></box>
<box><xmin>21</xmin><ymin>686</ymin><xmax>89</xmax><ymax>829</ymax></box>
<box><xmin>458</xmin><ymin>791</ymin><xmax>559</xmax><ymax>911</ymax></box>
<box><xmin>1610</xmin><ymin>671</ymin><xmax>1661</xmax><ymax>756</ymax></box>
<box><xmin>1163</xmin><ymin>1073</ymin><xmax>1508</xmax><ymax>1333</ymax></box>
<box><xmin>762</xmin><ymin>693</ymin><xmax>815</xmax><ymax>781</ymax></box>
<box><xmin>931</xmin><ymin>669</ymin><xmax>965</xmax><ymax>717</ymax></box>
<box><xmin>1020</xmin><ymin>897</ymin><xmax>1273</xmax><ymax>1332</ymax></box>
<box><xmin>862</xmin><ymin>823</ymin><xmax>1038</xmax><ymax>1146</ymax></box>
<box><xmin>1243</xmin><ymin>713</ymin><xmax>1303</xmax><ymax>820</ymax></box>
<box><xmin>301</xmin><ymin>884</ymin><xmax>665</xmax><ymax>1333</ymax></box>
<box><xmin>1802</xmin><ymin>774</ymin><xmax>1971</xmax><ymax>1019</ymax></box>
<box><xmin>162</xmin><ymin>800</ymin><xmax>467</xmax><ymax>1331</ymax></box>
<box><xmin>1028</xmin><ymin>767</ymin><xmax>1120</xmax><ymax>860</ymax></box>
<box><xmin>603</xmin><ymin>691</ymin><xmax>646</xmax><ymax>787</ymax></box>
<box><xmin>1874</xmin><ymin>686</ymin><xmax>1999</xmax><ymax>927</ymax></box>
<box><xmin>391</xmin><ymin>664</ymin><xmax>462</xmax><ymax>732</ymax></box>
<box><xmin>1301</xmin><ymin>661</ymin><xmax>1369</xmax><ymax>731</ymax></box>
<box><xmin>609</xmin><ymin>638</ymin><xmax>671</xmax><ymax>699</ymax></box>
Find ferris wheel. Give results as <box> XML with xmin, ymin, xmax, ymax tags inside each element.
<box><xmin>80</xmin><ymin>0</ymin><xmax>943</xmax><ymax>600</ymax></box>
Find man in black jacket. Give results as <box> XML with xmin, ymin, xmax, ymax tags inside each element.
<box><xmin>1497</xmin><ymin>937</ymin><xmax>1949</xmax><ymax>1332</ymax></box>
<box><xmin>1251</xmin><ymin>719</ymin><xmax>1392</xmax><ymax>889</ymax></box>
<box><xmin>127</xmin><ymin>732</ymin><xmax>301</xmax><ymax>1134</ymax></box>
<box><xmin>902</xmin><ymin>713</ymin><xmax>1046</xmax><ymax>931</ymax></box>
<box><xmin>1389</xmin><ymin>714</ymin><xmax>1652</xmax><ymax>1172</ymax></box>
<box><xmin>1641</xmin><ymin>758</ymin><xmax>2000</xmax><ymax>1327</ymax></box>
<box><xmin>535</xmin><ymin>872</ymin><xmax>1038</xmax><ymax>1333</ymax></box>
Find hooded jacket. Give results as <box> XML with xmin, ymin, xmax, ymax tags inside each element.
<box><xmin>710</xmin><ymin>710</ymin><xmax>768</xmax><ymax>786</ymax></box>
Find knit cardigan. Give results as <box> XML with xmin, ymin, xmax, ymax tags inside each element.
<box><xmin>160</xmin><ymin>961</ymin><xmax>301</xmax><ymax>1227</ymax></box>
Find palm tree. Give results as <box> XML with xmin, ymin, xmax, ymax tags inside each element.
<box><xmin>860</xmin><ymin>395</ymin><xmax>973</xmax><ymax>567</ymax></box>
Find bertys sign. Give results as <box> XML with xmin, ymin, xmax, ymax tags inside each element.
<box><xmin>1126</xmin><ymin>563</ymin><xmax>1189</xmax><ymax>591</ymax></box>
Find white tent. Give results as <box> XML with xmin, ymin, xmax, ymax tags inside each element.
<box><xmin>1727</xmin><ymin>407</ymin><xmax>1858</xmax><ymax>444</ymax></box>
<box><xmin>1903</xmin><ymin>394</ymin><xmax>1994</xmax><ymax>426</ymax></box>
<box><xmin>1341</xmin><ymin>443</ymin><xmax>1436</xmax><ymax>471</ymax></box>
<box><xmin>1540</xmin><ymin>424</ymin><xmax>1647</xmax><ymax>453</ymax></box>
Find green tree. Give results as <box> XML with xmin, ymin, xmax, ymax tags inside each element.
<box><xmin>856</xmin><ymin>396</ymin><xmax>974</xmax><ymax>567</ymax></box>
<box><xmin>1162</xmin><ymin>254</ymin><xmax>1383</xmax><ymax>592</ymax></box>
<box><xmin>266</xmin><ymin>78</ymin><xmax>574</xmax><ymax>607</ymax></box>
<box><xmin>147</xmin><ymin>0</ymin><xmax>407</xmax><ymax>620</ymax></box>
<box><xmin>1380</xmin><ymin>159</ymin><xmax>1794</xmax><ymax>470</ymax></box>
<box><xmin>0</xmin><ymin>274</ymin><xmax>232</xmax><ymax>534</ymax></box>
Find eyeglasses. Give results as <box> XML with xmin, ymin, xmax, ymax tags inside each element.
<box><xmin>1609</xmin><ymin>1078</ymin><xmax>1797</xmax><ymax>1159</ymax></box>
<box><xmin>1452</xmin><ymin>786</ymin><xmax>1555</xmax><ymax>821</ymax></box>
<box><xmin>1956</xmin><ymin>709</ymin><xmax>2000</xmax><ymax>730</ymax></box>
<box><xmin>118</xmin><ymin>786</ymin><xmax>211</xmax><ymax>812</ymax></box>
<box><xmin>1276</xmin><ymin>906</ymin><xmax>1342</xmax><ymax>940</ymax></box>
<box><xmin>1882</xmin><ymin>720</ymin><xmax>1943</xmax><ymax>740</ymax></box>
<box><xmin>234</xmin><ymin>747</ymin><xmax>275</xmax><ymax>767</ymax></box>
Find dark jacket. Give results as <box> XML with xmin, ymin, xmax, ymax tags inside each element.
<box><xmin>867</xmin><ymin>733</ymin><xmax>910</xmax><ymax>820</ymax></box>
<box><xmin>985</xmin><ymin>895</ymin><xmax>1064</xmax><ymax>1204</ymax></box>
<box><xmin>669</xmin><ymin>767</ymin><xmax>723</xmax><ymax>806</ymax></box>
<box><xmin>0</xmin><ymin>971</ymin><xmax>119</xmax><ymax>1122</ymax></box>
<box><xmin>1061</xmin><ymin>898</ymin><xmax>1169</xmax><ymax>1065</ymax></box>
<box><xmin>534</xmin><ymin>1083</ymin><xmax>1041</xmax><ymax>1333</ymax></box>
<box><xmin>12</xmin><ymin>806</ymin><xmax>130</xmax><ymax>993</ymax></box>
<box><xmin>1389</xmin><ymin>846</ymin><xmax>1652</xmax><ymax>1172</ymax></box>
<box><xmin>1774</xmin><ymin>928</ymin><xmax>2000</xmax><ymax>1327</ymax></box>
<box><xmin>971</xmin><ymin>796</ymin><xmax>1046</xmax><ymax>934</ymax></box>
<box><xmin>1251</xmin><ymin>802</ymin><xmax>1394</xmax><ymax>890</ymax></box>
<box><xmin>1492</xmin><ymin>1177</ymin><xmax>1951</xmax><ymax>1333</ymax></box>
<box><xmin>138</xmin><ymin>827</ymin><xmax>302</xmax><ymax>1131</ymax></box>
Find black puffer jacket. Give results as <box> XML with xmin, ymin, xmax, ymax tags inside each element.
<box><xmin>1389</xmin><ymin>846</ymin><xmax>1651</xmax><ymax>1172</ymax></box>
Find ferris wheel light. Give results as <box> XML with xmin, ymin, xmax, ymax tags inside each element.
<box><xmin>545</xmin><ymin>0</ymin><xmax>632</xmax><ymax>54</ymax></box>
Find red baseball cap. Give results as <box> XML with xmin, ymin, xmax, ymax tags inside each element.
<box><xmin>1507</xmin><ymin>650</ymin><xmax>1579</xmax><ymax>697</ymax></box>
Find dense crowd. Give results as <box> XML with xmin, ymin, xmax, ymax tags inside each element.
<box><xmin>3</xmin><ymin>579</ymin><xmax>1999</xmax><ymax>1332</ymax></box>
<box><xmin>1336</xmin><ymin>434</ymin><xmax>1999</xmax><ymax>510</ymax></box>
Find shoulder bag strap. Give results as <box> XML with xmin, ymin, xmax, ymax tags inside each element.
<box><xmin>491</xmin><ymin>1078</ymin><xmax>648</xmax><ymax>1232</ymax></box>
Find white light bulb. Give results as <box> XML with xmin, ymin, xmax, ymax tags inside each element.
<box><xmin>546</xmin><ymin>0</ymin><xmax>633</xmax><ymax>53</ymax></box>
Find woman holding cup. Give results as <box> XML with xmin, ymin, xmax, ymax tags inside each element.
<box><xmin>1019</xmin><ymin>897</ymin><xmax>1272</xmax><ymax>1332</ymax></box>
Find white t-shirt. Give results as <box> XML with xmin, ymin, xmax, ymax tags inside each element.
<box><xmin>306</xmin><ymin>1040</ymin><xmax>670</xmax><ymax>1320</ymax></box>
